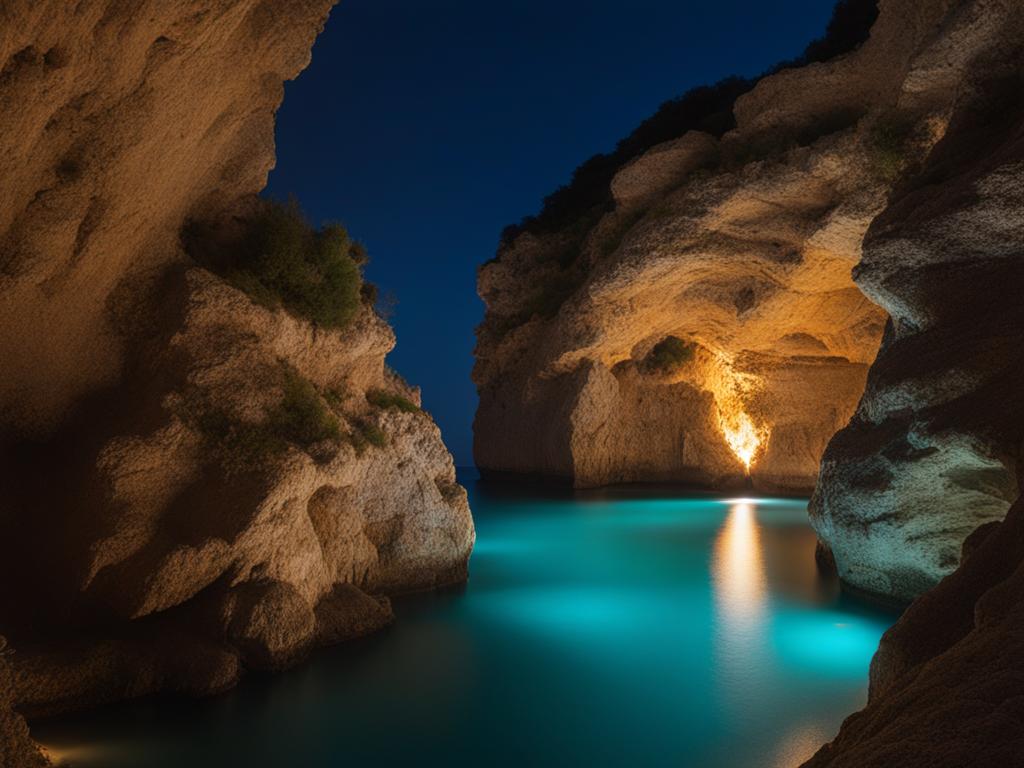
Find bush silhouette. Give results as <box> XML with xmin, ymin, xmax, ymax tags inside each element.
<box><xmin>501</xmin><ymin>0</ymin><xmax>879</xmax><ymax>245</ymax></box>
<box><xmin>367</xmin><ymin>389</ymin><xmax>420</xmax><ymax>413</ymax></box>
<box><xmin>183</xmin><ymin>199</ymin><xmax>367</xmax><ymax>330</ymax></box>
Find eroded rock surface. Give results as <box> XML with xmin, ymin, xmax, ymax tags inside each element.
<box><xmin>0</xmin><ymin>0</ymin><xmax>331</xmax><ymax>438</ymax></box>
<box><xmin>475</xmin><ymin>0</ymin><xmax>1022</xmax><ymax>602</ymax></box>
<box><xmin>803</xmin><ymin>493</ymin><xmax>1024</xmax><ymax>767</ymax></box>
<box><xmin>0</xmin><ymin>639</ymin><xmax>47</xmax><ymax>768</ymax></box>
<box><xmin>811</xmin><ymin>6</ymin><xmax>1024</xmax><ymax>600</ymax></box>
<box><xmin>0</xmin><ymin>0</ymin><xmax>473</xmax><ymax>742</ymax></box>
<box><xmin>474</xmin><ymin>0</ymin><xmax>968</xmax><ymax>491</ymax></box>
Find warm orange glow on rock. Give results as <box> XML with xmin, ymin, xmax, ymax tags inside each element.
<box><xmin>719</xmin><ymin>409</ymin><xmax>769</xmax><ymax>472</ymax></box>
<box><xmin>705</xmin><ymin>351</ymin><xmax>771</xmax><ymax>472</ymax></box>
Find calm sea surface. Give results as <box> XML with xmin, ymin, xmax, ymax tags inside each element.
<box><xmin>35</xmin><ymin>470</ymin><xmax>897</xmax><ymax>767</ymax></box>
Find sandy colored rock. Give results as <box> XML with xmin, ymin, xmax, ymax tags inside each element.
<box><xmin>0</xmin><ymin>0</ymin><xmax>474</xmax><ymax>741</ymax></box>
<box><xmin>0</xmin><ymin>0</ymin><xmax>335</xmax><ymax>438</ymax></box>
<box><xmin>475</xmin><ymin>0</ymin><xmax>1022</xmax><ymax>602</ymax></box>
<box><xmin>810</xmin><ymin>7</ymin><xmax>1024</xmax><ymax>599</ymax></box>
<box><xmin>2</xmin><ymin>266</ymin><xmax>473</xmax><ymax>719</ymax></box>
<box><xmin>475</xmin><ymin>124</ymin><xmax>896</xmax><ymax>490</ymax></box>
<box><xmin>474</xmin><ymin>0</ymin><xmax>960</xmax><ymax>491</ymax></box>
<box><xmin>610</xmin><ymin>132</ymin><xmax>718</xmax><ymax>205</ymax></box>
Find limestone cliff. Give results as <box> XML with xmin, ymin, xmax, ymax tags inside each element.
<box><xmin>810</xmin><ymin>6</ymin><xmax>1024</xmax><ymax>600</ymax></box>
<box><xmin>474</xmin><ymin>0</ymin><xmax>1020</xmax><ymax>597</ymax></box>
<box><xmin>0</xmin><ymin>0</ymin><xmax>473</xmax><ymax>750</ymax></box>
<box><xmin>0</xmin><ymin>0</ymin><xmax>330</xmax><ymax>437</ymax></box>
<box><xmin>473</xmin><ymin>0</ymin><xmax>1024</xmax><ymax>762</ymax></box>
<box><xmin>800</xmin><ymin>22</ymin><xmax>1024</xmax><ymax>763</ymax></box>
<box><xmin>804</xmin><ymin>492</ymin><xmax>1024</xmax><ymax>767</ymax></box>
<box><xmin>474</xmin><ymin>0</ymin><xmax>923</xmax><ymax>492</ymax></box>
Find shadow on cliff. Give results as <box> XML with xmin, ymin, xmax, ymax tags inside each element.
<box><xmin>0</xmin><ymin>262</ymin><xmax>268</xmax><ymax>640</ymax></box>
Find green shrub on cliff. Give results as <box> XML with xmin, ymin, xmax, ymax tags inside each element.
<box><xmin>271</xmin><ymin>368</ymin><xmax>342</xmax><ymax>446</ymax></box>
<box><xmin>184</xmin><ymin>368</ymin><xmax>342</xmax><ymax>475</ymax></box>
<box><xmin>644</xmin><ymin>336</ymin><xmax>695</xmax><ymax>374</ymax></box>
<box><xmin>345</xmin><ymin>418</ymin><xmax>389</xmax><ymax>455</ymax></box>
<box><xmin>187</xmin><ymin>403</ymin><xmax>285</xmax><ymax>476</ymax></box>
<box><xmin>866</xmin><ymin>115</ymin><xmax>915</xmax><ymax>182</ymax></box>
<box><xmin>228</xmin><ymin>200</ymin><xmax>364</xmax><ymax>329</ymax></box>
<box><xmin>366</xmin><ymin>389</ymin><xmax>420</xmax><ymax>413</ymax></box>
<box><xmin>183</xmin><ymin>196</ymin><xmax>383</xmax><ymax>330</ymax></box>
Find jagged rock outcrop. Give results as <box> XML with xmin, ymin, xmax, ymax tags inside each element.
<box><xmin>474</xmin><ymin>0</ymin><xmax>958</xmax><ymax>492</ymax></box>
<box><xmin>475</xmin><ymin>0</ymin><xmax>1021</xmax><ymax>597</ymax></box>
<box><xmin>803</xmin><ymin>493</ymin><xmax>1024</xmax><ymax>767</ymax></box>
<box><xmin>0</xmin><ymin>0</ymin><xmax>473</xmax><ymax>747</ymax></box>
<box><xmin>7</xmin><ymin>269</ymin><xmax>473</xmax><ymax>718</ymax></box>
<box><xmin>810</xmin><ymin>0</ymin><xmax>1024</xmax><ymax>601</ymax></box>
<box><xmin>0</xmin><ymin>640</ymin><xmax>47</xmax><ymax>768</ymax></box>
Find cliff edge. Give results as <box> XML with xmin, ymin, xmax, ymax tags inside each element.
<box><xmin>0</xmin><ymin>1</ymin><xmax>474</xmax><ymax>757</ymax></box>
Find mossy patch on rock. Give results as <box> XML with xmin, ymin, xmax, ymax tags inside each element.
<box><xmin>366</xmin><ymin>389</ymin><xmax>420</xmax><ymax>414</ymax></box>
<box><xmin>643</xmin><ymin>336</ymin><xmax>695</xmax><ymax>374</ymax></box>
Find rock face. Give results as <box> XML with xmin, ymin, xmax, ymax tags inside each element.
<box><xmin>475</xmin><ymin>0</ymin><xmax>1021</xmax><ymax>596</ymax></box>
<box><xmin>810</xmin><ymin>1</ymin><xmax>1024</xmax><ymax>601</ymax></box>
<box><xmin>0</xmin><ymin>0</ymin><xmax>330</xmax><ymax>438</ymax></box>
<box><xmin>474</xmin><ymin>0</ymin><xmax>959</xmax><ymax>492</ymax></box>
<box><xmin>0</xmin><ymin>639</ymin><xmax>47</xmax><ymax>768</ymax></box>
<box><xmin>0</xmin><ymin>0</ymin><xmax>473</xmax><ymax>741</ymax></box>
<box><xmin>803</xmin><ymin>493</ymin><xmax>1024</xmax><ymax>768</ymax></box>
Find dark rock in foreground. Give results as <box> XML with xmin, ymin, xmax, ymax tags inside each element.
<box><xmin>803</xmin><ymin>492</ymin><xmax>1024</xmax><ymax>767</ymax></box>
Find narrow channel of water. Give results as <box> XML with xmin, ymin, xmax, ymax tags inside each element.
<box><xmin>35</xmin><ymin>470</ymin><xmax>897</xmax><ymax>767</ymax></box>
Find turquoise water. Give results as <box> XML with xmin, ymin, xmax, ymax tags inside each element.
<box><xmin>35</xmin><ymin>471</ymin><xmax>896</xmax><ymax>767</ymax></box>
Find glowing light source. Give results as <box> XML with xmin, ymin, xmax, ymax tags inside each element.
<box><xmin>703</xmin><ymin>351</ymin><xmax>771</xmax><ymax>472</ymax></box>
<box><xmin>718</xmin><ymin>409</ymin><xmax>769</xmax><ymax>472</ymax></box>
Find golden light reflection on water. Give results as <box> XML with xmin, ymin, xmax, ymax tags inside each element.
<box><xmin>712</xmin><ymin>501</ymin><xmax>767</xmax><ymax>631</ymax></box>
<box><xmin>771</xmin><ymin>723</ymin><xmax>830</xmax><ymax>767</ymax></box>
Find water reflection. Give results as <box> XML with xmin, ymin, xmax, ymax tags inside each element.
<box><xmin>31</xmin><ymin>480</ymin><xmax>898</xmax><ymax>768</ymax></box>
<box><xmin>771</xmin><ymin>723</ymin><xmax>830</xmax><ymax>767</ymax></box>
<box><xmin>713</xmin><ymin>500</ymin><xmax>767</xmax><ymax>634</ymax></box>
<box><xmin>710</xmin><ymin>497</ymin><xmax>773</xmax><ymax>734</ymax></box>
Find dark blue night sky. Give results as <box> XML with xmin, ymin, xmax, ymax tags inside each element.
<box><xmin>267</xmin><ymin>0</ymin><xmax>839</xmax><ymax>465</ymax></box>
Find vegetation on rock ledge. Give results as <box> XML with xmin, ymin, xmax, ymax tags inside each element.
<box><xmin>865</xmin><ymin>113</ymin><xmax>917</xmax><ymax>181</ymax></box>
<box><xmin>183</xmin><ymin>366</ymin><xmax>346</xmax><ymax>475</ymax></box>
<box><xmin>187</xmin><ymin>199</ymin><xmax>367</xmax><ymax>330</ymax></box>
<box><xmin>500</xmin><ymin>0</ymin><xmax>879</xmax><ymax>245</ymax></box>
<box><xmin>273</xmin><ymin>367</ymin><xmax>342</xmax><ymax>446</ymax></box>
<box><xmin>644</xmin><ymin>336</ymin><xmax>695</xmax><ymax>374</ymax></box>
<box><xmin>367</xmin><ymin>389</ymin><xmax>420</xmax><ymax>413</ymax></box>
<box><xmin>346</xmin><ymin>418</ymin><xmax>389</xmax><ymax>455</ymax></box>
